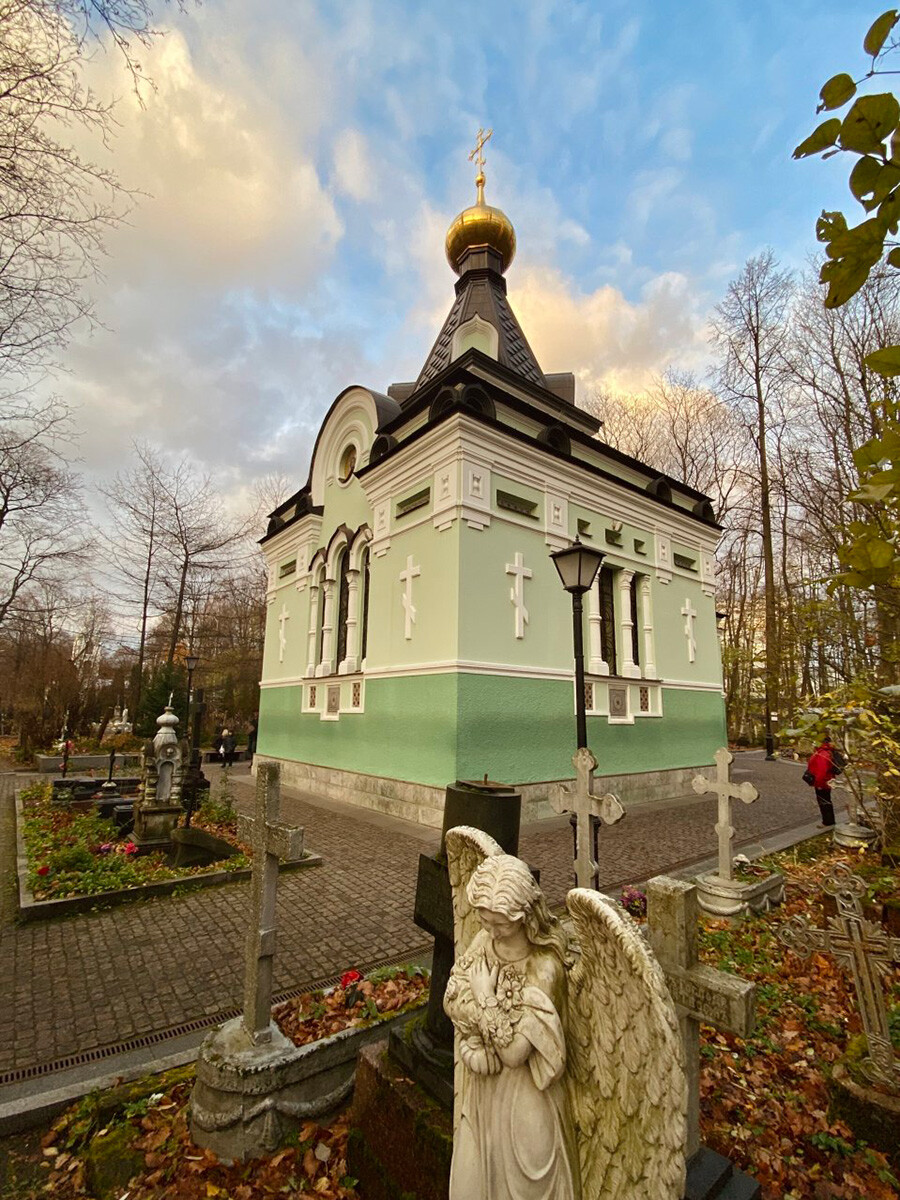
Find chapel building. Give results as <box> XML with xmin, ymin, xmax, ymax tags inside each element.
<box><xmin>256</xmin><ymin>155</ymin><xmax>726</xmax><ymax>825</ymax></box>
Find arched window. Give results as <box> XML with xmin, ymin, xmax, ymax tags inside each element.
<box><xmin>598</xmin><ymin>566</ymin><xmax>617</xmax><ymax>675</ymax></box>
<box><xmin>629</xmin><ymin>574</ymin><xmax>641</xmax><ymax>668</ymax></box>
<box><xmin>316</xmin><ymin>580</ymin><xmax>326</xmax><ymax>667</ymax></box>
<box><xmin>335</xmin><ymin>550</ymin><xmax>350</xmax><ymax>667</ymax></box>
<box><xmin>360</xmin><ymin>548</ymin><xmax>370</xmax><ymax>663</ymax></box>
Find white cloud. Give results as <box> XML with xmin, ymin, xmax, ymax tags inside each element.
<box><xmin>333</xmin><ymin>128</ymin><xmax>377</xmax><ymax>202</ymax></box>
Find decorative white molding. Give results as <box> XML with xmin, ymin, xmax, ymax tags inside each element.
<box><xmin>277</xmin><ymin>604</ymin><xmax>290</xmax><ymax>664</ymax></box>
<box><xmin>433</xmin><ymin>462</ymin><xmax>458</xmax><ymax>532</ymax></box>
<box><xmin>587</xmin><ymin>578</ymin><xmax>605</xmax><ymax>674</ymax></box>
<box><xmin>700</xmin><ymin>550</ymin><xmax>716</xmax><ymax>597</ymax></box>
<box><xmin>371</xmin><ymin>500</ymin><xmax>391</xmax><ymax>557</ymax></box>
<box><xmin>315</xmin><ymin>578</ymin><xmax>336</xmax><ymax>676</ymax></box>
<box><xmin>399</xmin><ymin>554</ymin><xmax>421</xmax><ymax>640</ymax></box>
<box><xmin>655</xmin><ymin>532</ymin><xmax>673</xmax><ymax>585</ymax></box>
<box><xmin>544</xmin><ymin>490</ymin><xmax>568</xmax><ymax>548</ymax></box>
<box><xmin>505</xmin><ymin>551</ymin><xmax>532</xmax><ymax>639</ymax></box>
<box><xmin>260</xmin><ymin>663</ymin><xmax>726</xmax><ymax>689</ymax></box>
<box><xmin>681</xmin><ymin>598</ymin><xmax>698</xmax><ymax>664</ymax></box>
<box><xmin>617</xmin><ymin>570</ymin><xmax>641</xmax><ymax>678</ymax></box>
<box><xmin>451</xmin><ymin>313</ymin><xmax>498</xmax><ymax>362</ymax></box>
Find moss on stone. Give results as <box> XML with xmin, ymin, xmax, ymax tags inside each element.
<box><xmin>83</xmin><ymin>1123</ymin><xmax>143</xmax><ymax>1200</ymax></box>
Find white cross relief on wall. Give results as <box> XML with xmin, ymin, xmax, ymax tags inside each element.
<box><xmin>681</xmin><ymin>598</ymin><xmax>697</xmax><ymax>663</ymax></box>
<box><xmin>399</xmin><ymin>555</ymin><xmax>421</xmax><ymax>640</ymax></box>
<box><xmin>277</xmin><ymin>604</ymin><xmax>290</xmax><ymax>664</ymax></box>
<box><xmin>505</xmin><ymin>551</ymin><xmax>532</xmax><ymax>639</ymax></box>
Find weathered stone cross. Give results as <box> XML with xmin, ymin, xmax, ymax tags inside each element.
<box><xmin>779</xmin><ymin>861</ymin><xmax>900</xmax><ymax>1087</ymax></box>
<box><xmin>647</xmin><ymin>875</ymin><xmax>756</xmax><ymax>1159</ymax></box>
<box><xmin>680</xmin><ymin>598</ymin><xmax>697</xmax><ymax>663</ymax></box>
<box><xmin>692</xmin><ymin>748</ymin><xmax>758</xmax><ymax>882</ymax></box>
<box><xmin>399</xmin><ymin>554</ymin><xmax>420</xmax><ymax>640</ymax></box>
<box><xmin>549</xmin><ymin>746</ymin><xmax>624</xmax><ymax>889</ymax></box>
<box><xmin>277</xmin><ymin>604</ymin><xmax>290</xmax><ymax>663</ymax></box>
<box><xmin>505</xmin><ymin>551</ymin><xmax>532</xmax><ymax>639</ymax></box>
<box><xmin>236</xmin><ymin>762</ymin><xmax>304</xmax><ymax>1045</ymax></box>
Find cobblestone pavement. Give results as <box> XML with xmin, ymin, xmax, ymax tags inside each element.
<box><xmin>0</xmin><ymin>752</ymin><xmax>836</xmax><ymax>1076</ymax></box>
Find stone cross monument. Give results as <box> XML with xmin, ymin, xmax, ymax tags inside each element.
<box><xmin>779</xmin><ymin>861</ymin><xmax>900</xmax><ymax>1088</ymax></box>
<box><xmin>646</xmin><ymin>876</ymin><xmax>761</xmax><ymax>1197</ymax></box>
<box><xmin>549</xmin><ymin>746</ymin><xmax>624</xmax><ymax>889</ymax></box>
<box><xmin>236</xmin><ymin>762</ymin><xmax>305</xmax><ymax>1045</ymax></box>
<box><xmin>692</xmin><ymin>748</ymin><xmax>783</xmax><ymax>918</ymax></box>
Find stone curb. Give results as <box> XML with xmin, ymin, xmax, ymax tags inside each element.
<box><xmin>15</xmin><ymin>793</ymin><xmax>323</xmax><ymax>921</ymax></box>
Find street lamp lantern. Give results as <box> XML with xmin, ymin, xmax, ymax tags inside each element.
<box><xmin>550</xmin><ymin>539</ymin><xmax>606</xmax><ymax>595</ymax></box>
<box><xmin>550</xmin><ymin>539</ymin><xmax>605</xmax><ymax>750</ymax></box>
<box><xmin>185</xmin><ymin>654</ymin><xmax>200</xmax><ymax>673</ymax></box>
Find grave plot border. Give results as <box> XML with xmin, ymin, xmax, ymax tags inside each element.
<box><xmin>14</xmin><ymin>794</ymin><xmax>323</xmax><ymax>922</ymax></box>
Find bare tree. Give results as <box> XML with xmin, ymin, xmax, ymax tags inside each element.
<box><xmin>711</xmin><ymin>251</ymin><xmax>794</xmax><ymax>756</ymax></box>
<box><xmin>0</xmin><ymin>396</ymin><xmax>89</xmax><ymax>625</ymax></box>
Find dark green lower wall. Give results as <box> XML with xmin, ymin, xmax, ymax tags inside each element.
<box><xmin>258</xmin><ymin>672</ymin><xmax>726</xmax><ymax>787</ymax></box>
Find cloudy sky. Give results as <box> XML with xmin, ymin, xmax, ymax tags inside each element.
<box><xmin>56</xmin><ymin>0</ymin><xmax>872</xmax><ymax>506</ymax></box>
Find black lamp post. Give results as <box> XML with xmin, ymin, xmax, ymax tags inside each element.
<box><xmin>185</xmin><ymin>654</ymin><xmax>199</xmax><ymax>740</ymax></box>
<box><xmin>550</xmin><ymin>539</ymin><xmax>606</xmax><ymax>749</ymax></box>
<box><xmin>183</xmin><ymin>654</ymin><xmax>200</xmax><ymax>827</ymax></box>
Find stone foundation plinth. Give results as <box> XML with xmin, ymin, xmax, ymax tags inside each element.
<box><xmin>348</xmin><ymin>1039</ymin><xmax>452</xmax><ymax>1200</ymax></box>
<box><xmin>695</xmin><ymin>871</ymin><xmax>784</xmax><ymax>920</ymax></box>
<box><xmin>833</xmin><ymin>823</ymin><xmax>878</xmax><ymax>849</ymax></box>
<box><xmin>254</xmin><ymin>756</ymin><xmax>718</xmax><ymax>828</ymax></box>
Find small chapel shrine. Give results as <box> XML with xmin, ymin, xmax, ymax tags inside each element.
<box><xmin>257</xmin><ymin>134</ymin><xmax>726</xmax><ymax>825</ymax></box>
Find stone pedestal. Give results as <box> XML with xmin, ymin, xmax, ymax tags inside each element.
<box><xmin>348</xmin><ymin>1039</ymin><xmax>452</xmax><ymax>1200</ymax></box>
<box><xmin>132</xmin><ymin>803</ymin><xmax>182</xmax><ymax>854</ymax></box>
<box><xmin>833</xmin><ymin>823</ymin><xmax>877</xmax><ymax>849</ymax></box>
<box><xmin>694</xmin><ymin>871</ymin><xmax>784</xmax><ymax>920</ymax></box>
<box><xmin>829</xmin><ymin>1054</ymin><xmax>900</xmax><ymax>1174</ymax></box>
<box><xmin>192</xmin><ymin>1010</ymin><xmax>421</xmax><ymax>1163</ymax></box>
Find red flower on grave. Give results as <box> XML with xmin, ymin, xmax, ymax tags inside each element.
<box><xmin>37</xmin><ymin>865</ymin><xmax>49</xmax><ymax>876</ymax></box>
<box><xmin>340</xmin><ymin>970</ymin><xmax>362</xmax><ymax>989</ymax></box>
<box><xmin>122</xmin><ymin>842</ymin><xmax>138</xmax><ymax>856</ymax></box>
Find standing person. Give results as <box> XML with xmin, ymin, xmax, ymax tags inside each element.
<box><xmin>806</xmin><ymin>735</ymin><xmax>842</xmax><ymax>827</ymax></box>
<box><xmin>221</xmin><ymin>728</ymin><xmax>236</xmax><ymax>768</ymax></box>
<box><xmin>246</xmin><ymin>715</ymin><xmax>258</xmax><ymax>761</ymax></box>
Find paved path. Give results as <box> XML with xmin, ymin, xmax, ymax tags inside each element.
<box><xmin>0</xmin><ymin>752</ymin><xmax>837</xmax><ymax>1083</ymax></box>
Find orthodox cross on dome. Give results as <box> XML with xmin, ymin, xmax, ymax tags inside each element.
<box><xmin>647</xmin><ymin>876</ymin><xmax>756</xmax><ymax>1158</ymax></box>
<box><xmin>399</xmin><ymin>554</ymin><xmax>421</xmax><ymax>640</ymax></box>
<box><xmin>681</xmin><ymin>597</ymin><xmax>697</xmax><ymax>663</ymax></box>
<box><xmin>468</xmin><ymin>126</ymin><xmax>493</xmax><ymax>200</ymax></box>
<box><xmin>505</xmin><ymin>551</ymin><xmax>532</xmax><ymax>639</ymax></box>
<box><xmin>548</xmin><ymin>746</ymin><xmax>624</xmax><ymax>890</ymax></box>
<box><xmin>236</xmin><ymin>762</ymin><xmax>304</xmax><ymax>1045</ymax></box>
<box><xmin>277</xmin><ymin>604</ymin><xmax>290</xmax><ymax>664</ymax></box>
<box><xmin>692</xmin><ymin>748</ymin><xmax>758</xmax><ymax>883</ymax></box>
<box><xmin>779</xmin><ymin>862</ymin><xmax>900</xmax><ymax>1088</ymax></box>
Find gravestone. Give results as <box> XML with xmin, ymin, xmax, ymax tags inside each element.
<box><xmin>132</xmin><ymin>704</ymin><xmax>188</xmax><ymax>854</ymax></box>
<box><xmin>548</xmin><ymin>745</ymin><xmax>624</xmax><ymax>888</ymax></box>
<box><xmin>692</xmin><ymin>748</ymin><xmax>784</xmax><ymax>918</ymax></box>
<box><xmin>779</xmin><ymin>861</ymin><xmax>900</xmax><ymax>1088</ymax></box>
<box><xmin>388</xmin><ymin>777</ymin><xmax>523</xmax><ymax>1108</ymax></box>
<box><xmin>646</xmin><ymin>876</ymin><xmax>761</xmax><ymax>1199</ymax></box>
<box><xmin>170</xmin><ymin>826</ymin><xmax>238</xmax><ymax>868</ymax></box>
<box><xmin>191</xmin><ymin>763</ymin><xmax>310</xmax><ymax>1161</ymax></box>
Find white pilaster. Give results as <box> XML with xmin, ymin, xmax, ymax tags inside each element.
<box><xmin>640</xmin><ymin>575</ymin><xmax>656</xmax><ymax>678</ymax></box>
<box><xmin>587</xmin><ymin>580</ymin><xmax>606</xmax><ymax>674</ymax></box>
<box><xmin>316</xmin><ymin>577</ymin><xmax>336</xmax><ymax>676</ymax></box>
<box><xmin>618</xmin><ymin>570</ymin><xmax>641</xmax><ymax>678</ymax></box>
<box><xmin>305</xmin><ymin>580</ymin><xmax>320</xmax><ymax>677</ymax></box>
<box><xmin>339</xmin><ymin>568</ymin><xmax>361</xmax><ymax>674</ymax></box>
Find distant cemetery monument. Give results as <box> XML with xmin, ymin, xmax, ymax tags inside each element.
<box><xmin>255</xmin><ymin>131</ymin><xmax>726</xmax><ymax>825</ymax></box>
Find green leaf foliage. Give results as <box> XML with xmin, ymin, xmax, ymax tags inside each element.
<box><xmin>864</xmin><ymin>9</ymin><xmax>899</xmax><ymax>57</ymax></box>
<box><xmin>794</xmin><ymin>118</ymin><xmax>842</xmax><ymax>158</ymax></box>
<box><xmin>864</xmin><ymin>344</ymin><xmax>900</xmax><ymax>375</ymax></box>
<box><xmin>819</xmin><ymin>215</ymin><xmax>888</xmax><ymax>306</ymax></box>
<box><xmin>820</xmin><ymin>73</ymin><xmax>857</xmax><ymax>110</ymax></box>
<box><xmin>794</xmin><ymin>118</ymin><xmax>842</xmax><ymax>159</ymax></box>
<box><xmin>840</xmin><ymin>93</ymin><xmax>900</xmax><ymax>154</ymax></box>
<box><xmin>850</xmin><ymin>155</ymin><xmax>900</xmax><ymax>207</ymax></box>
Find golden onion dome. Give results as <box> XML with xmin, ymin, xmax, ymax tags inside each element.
<box><xmin>445</xmin><ymin>171</ymin><xmax>516</xmax><ymax>275</ymax></box>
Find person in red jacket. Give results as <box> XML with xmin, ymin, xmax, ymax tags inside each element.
<box><xmin>806</xmin><ymin>736</ymin><xmax>843</xmax><ymax>827</ymax></box>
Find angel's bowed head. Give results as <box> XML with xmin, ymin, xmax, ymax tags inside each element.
<box><xmin>443</xmin><ymin>826</ymin><xmax>687</xmax><ymax>1200</ymax></box>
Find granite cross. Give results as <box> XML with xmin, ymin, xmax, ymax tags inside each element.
<box><xmin>692</xmin><ymin>748</ymin><xmax>758</xmax><ymax>882</ymax></box>
<box><xmin>236</xmin><ymin>762</ymin><xmax>305</xmax><ymax>1045</ymax></box>
<box><xmin>647</xmin><ymin>875</ymin><xmax>756</xmax><ymax>1159</ymax></box>
<box><xmin>680</xmin><ymin>598</ymin><xmax>697</xmax><ymax>663</ymax></box>
<box><xmin>549</xmin><ymin>746</ymin><xmax>624</xmax><ymax>889</ymax></box>
<box><xmin>277</xmin><ymin>604</ymin><xmax>290</xmax><ymax>663</ymax></box>
<box><xmin>399</xmin><ymin>554</ymin><xmax>420</xmax><ymax>640</ymax></box>
<box><xmin>779</xmin><ymin>861</ymin><xmax>900</xmax><ymax>1088</ymax></box>
<box><xmin>505</xmin><ymin>551</ymin><xmax>532</xmax><ymax>639</ymax></box>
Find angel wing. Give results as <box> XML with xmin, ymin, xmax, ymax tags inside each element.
<box><xmin>566</xmin><ymin>888</ymin><xmax>686</xmax><ymax>1200</ymax></box>
<box><xmin>444</xmin><ymin>825</ymin><xmax>504</xmax><ymax>956</ymax></box>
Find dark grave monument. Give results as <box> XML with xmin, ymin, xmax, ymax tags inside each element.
<box><xmin>350</xmin><ymin>777</ymin><xmax>523</xmax><ymax>1199</ymax></box>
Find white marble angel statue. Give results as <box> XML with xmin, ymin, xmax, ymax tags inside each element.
<box><xmin>443</xmin><ymin>826</ymin><xmax>687</xmax><ymax>1200</ymax></box>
